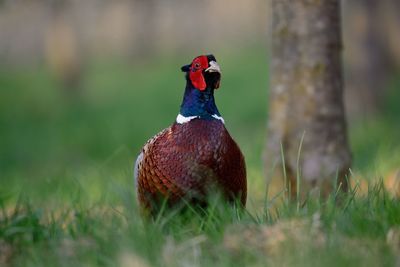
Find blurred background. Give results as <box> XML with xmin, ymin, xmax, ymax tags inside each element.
<box><xmin>0</xmin><ymin>0</ymin><xmax>399</xmax><ymax>209</ymax></box>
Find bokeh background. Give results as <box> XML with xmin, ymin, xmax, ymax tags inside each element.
<box><xmin>0</xmin><ymin>0</ymin><xmax>399</xmax><ymax>210</ymax></box>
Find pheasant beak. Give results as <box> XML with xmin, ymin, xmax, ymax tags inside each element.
<box><xmin>205</xmin><ymin>61</ymin><xmax>221</xmax><ymax>74</ymax></box>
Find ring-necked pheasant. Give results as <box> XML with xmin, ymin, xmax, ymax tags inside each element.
<box><xmin>134</xmin><ymin>55</ymin><xmax>246</xmax><ymax>214</ymax></box>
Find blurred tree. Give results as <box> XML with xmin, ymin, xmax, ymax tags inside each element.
<box><xmin>44</xmin><ymin>0</ymin><xmax>82</xmax><ymax>98</ymax></box>
<box><xmin>265</xmin><ymin>0</ymin><xmax>351</xmax><ymax>199</ymax></box>
<box><xmin>343</xmin><ymin>0</ymin><xmax>398</xmax><ymax>119</ymax></box>
<box><xmin>132</xmin><ymin>0</ymin><xmax>157</xmax><ymax>58</ymax></box>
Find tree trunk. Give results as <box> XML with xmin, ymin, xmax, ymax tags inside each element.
<box><xmin>265</xmin><ymin>0</ymin><xmax>351</xmax><ymax>199</ymax></box>
<box><xmin>343</xmin><ymin>0</ymin><xmax>396</xmax><ymax>120</ymax></box>
<box><xmin>45</xmin><ymin>0</ymin><xmax>82</xmax><ymax>99</ymax></box>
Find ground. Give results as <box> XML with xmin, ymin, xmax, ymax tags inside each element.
<box><xmin>0</xmin><ymin>46</ymin><xmax>400</xmax><ymax>266</ymax></box>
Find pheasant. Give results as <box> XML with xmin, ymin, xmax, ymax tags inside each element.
<box><xmin>134</xmin><ymin>55</ymin><xmax>247</xmax><ymax>214</ymax></box>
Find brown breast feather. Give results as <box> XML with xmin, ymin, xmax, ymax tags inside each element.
<box><xmin>136</xmin><ymin>119</ymin><xmax>246</xmax><ymax>212</ymax></box>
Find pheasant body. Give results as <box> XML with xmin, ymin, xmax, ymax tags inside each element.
<box><xmin>134</xmin><ymin>55</ymin><xmax>247</xmax><ymax>213</ymax></box>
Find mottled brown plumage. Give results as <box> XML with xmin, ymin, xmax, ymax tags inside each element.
<box><xmin>136</xmin><ymin>119</ymin><xmax>246</xmax><ymax>211</ymax></box>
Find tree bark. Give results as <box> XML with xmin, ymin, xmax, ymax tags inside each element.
<box><xmin>265</xmin><ymin>0</ymin><xmax>351</xmax><ymax>199</ymax></box>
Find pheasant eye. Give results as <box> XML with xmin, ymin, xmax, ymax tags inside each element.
<box><xmin>194</xmin><ymin>62</ymin><xmax>201</xmax><ymax>69</ymax></box>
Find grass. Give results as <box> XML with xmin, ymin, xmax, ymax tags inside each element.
<box><xmin>0</xmin><ymin>46</ymin><xmax>400</xmax><ymax>266</ymax></box>
<box><xmin>1</xmin><ymin>180</ymin><xmax>399</xmax><ymax>266</ymax></box>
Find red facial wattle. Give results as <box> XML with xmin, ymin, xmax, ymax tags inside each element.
<box><xmin>189</xmin><ymin>55</ymin><xmax>208</xmax><ymax>91</ymax></box>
